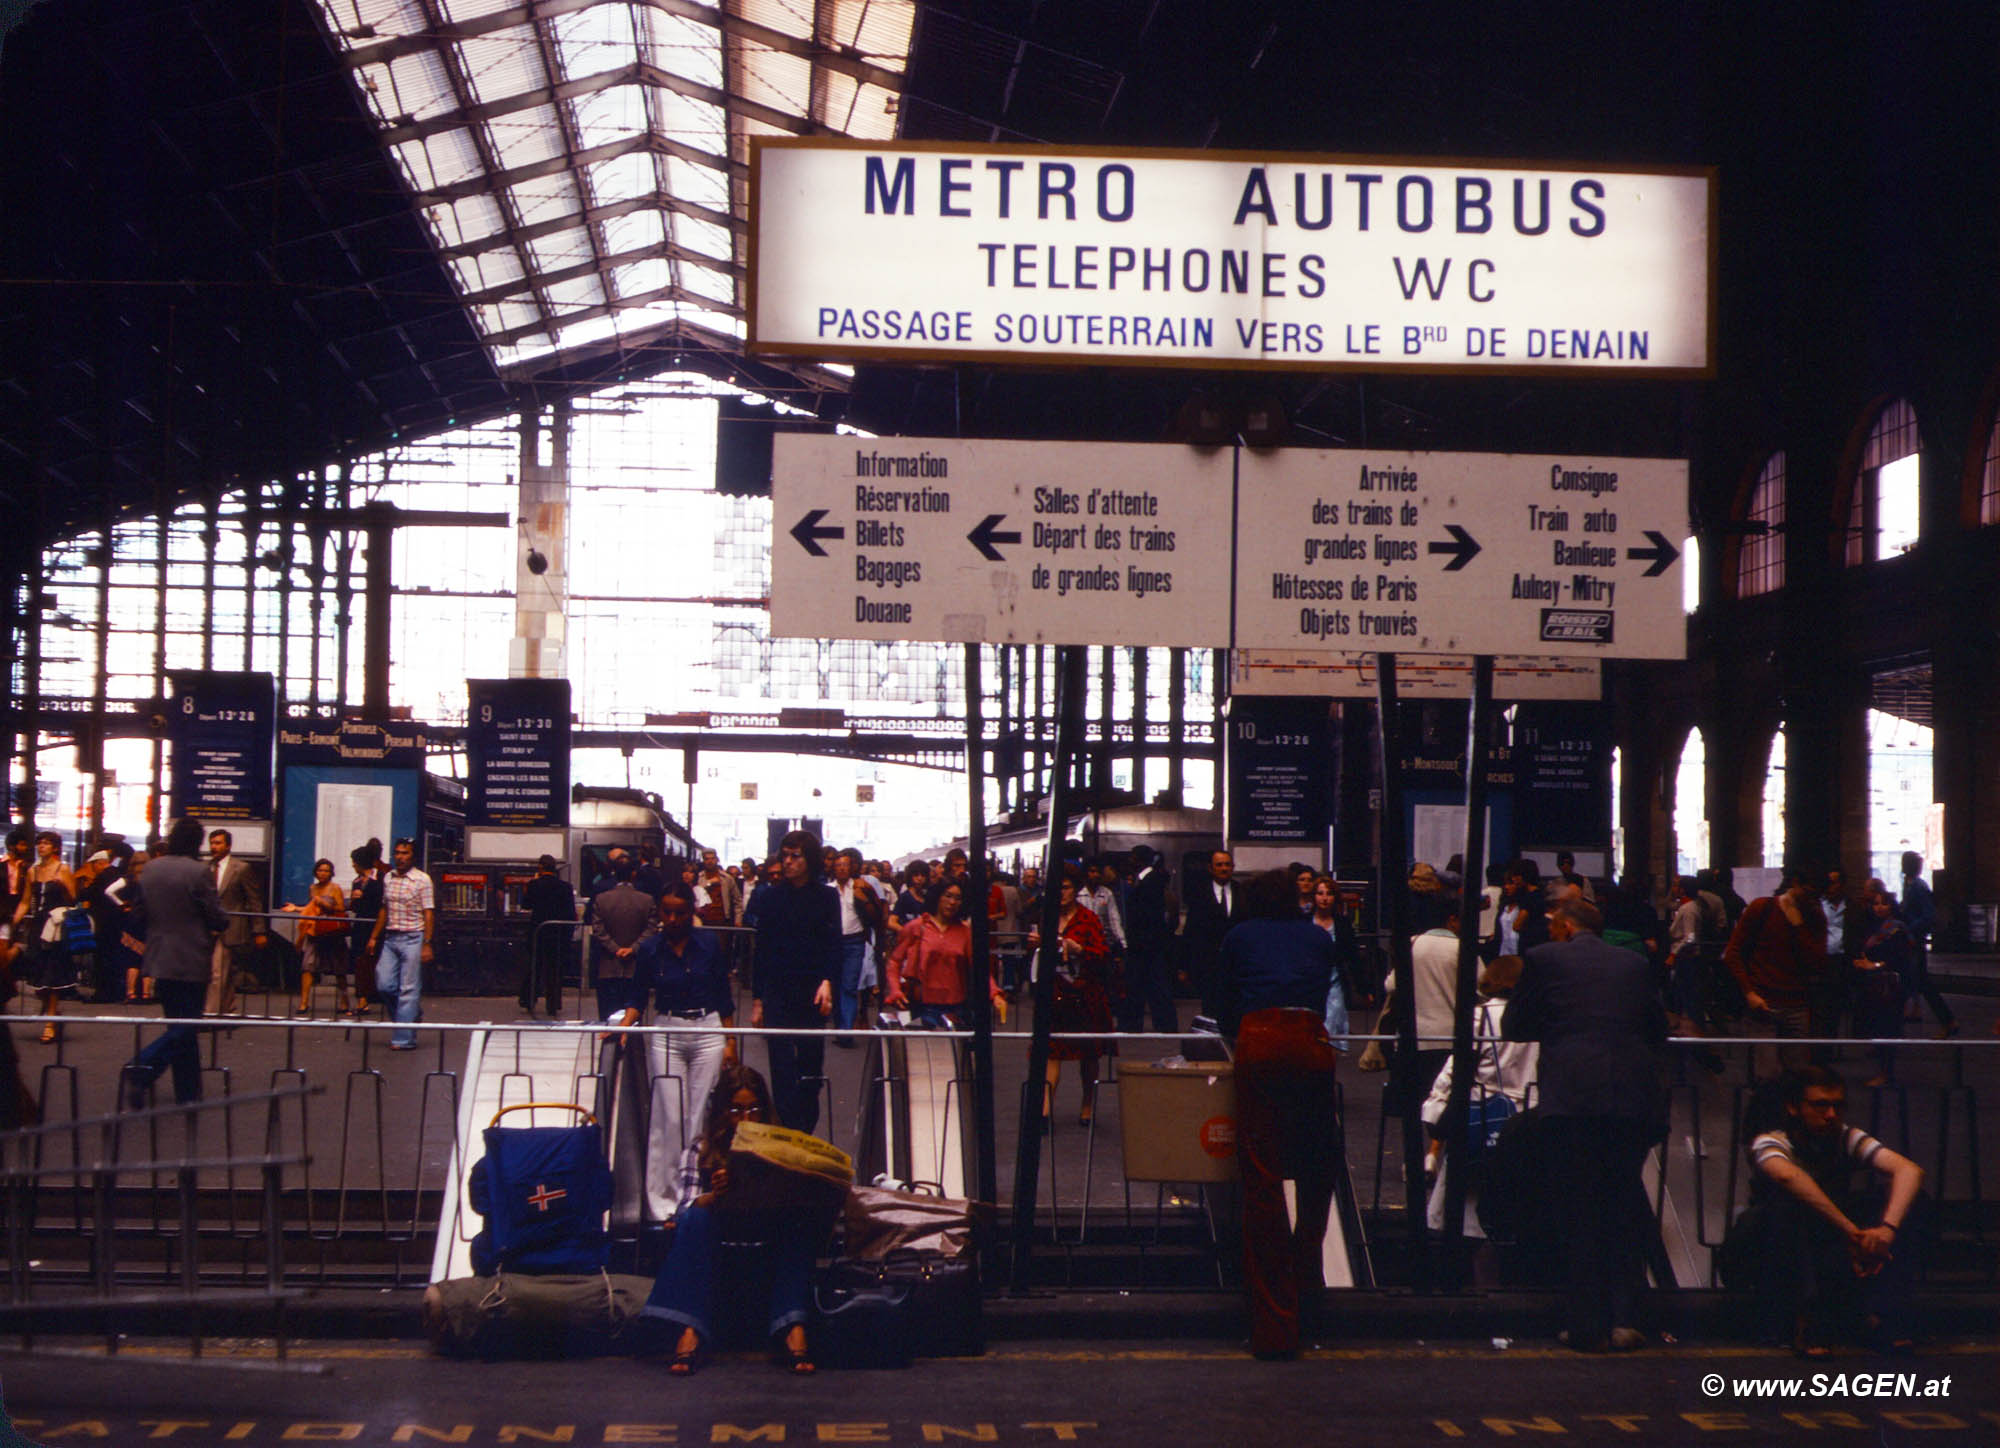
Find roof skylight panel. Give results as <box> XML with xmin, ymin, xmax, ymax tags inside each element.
<box><xmin>682</xmin><ymin>264</ymin><xmax>736</xmax><ymax>307</ymax></box>
<box><xmin>738</xmin><ymin>0</ymin><xmax>813</xmax><ymax>41</ymax></box>
<box><xmin>383</xmin><ymin>48</ymin><xmax>459</xmax><ymax>124</ymax></box>
<box><xmin>665</xmin><ymin>154</ymin><xmax>730</xmax><ymax>212</ymax></box>
<box><xmin>613</xmin><ymin>256</ymin><xmax>674</xmax><ymax>298</ymax></box>
<box><xmin>676</xmin><ymin>216</ymin><xmax>735</xmax><ymax>263</ymax></box>
<box><xmin>526</xmin><ymin>227</ymin><xmax>595</xmax><ymax>273</ymax></box>
<box><xmin>335</xmin><ymin>0</ymin><xmax>427</xmax><ymax>42</ymax></box>
<box><xmin>451</xmin><ymin>249</ymin><xmax>527</xmax><ymax>296</ymax></box>
<box><xmin>553</xmin><ymin>2</ymin><xmax>638</xmax><ymax>80</ymax></box>
<box><xmin>570</xmin><ymin>83</ymin><xmax>650</xmax><ymax>150</ymax></box>
<box><xmin>431</xmin><ymin>193</ymin><xmax>508</xmax><ymax>251</ymax></box>
<box><xmin>546</xmin><ymin>274</ymin><xmax>610</xmax><ymax>312</ymax></box>
<box><xmin>603</xmin><ymin>209</ymin><xmax>667</xmax><ymax>254</ymax></box>
<box><xmin>590</xmin><ymin>150</ymin><xmax>656</xmax><ymax>206</ymax></box>
<box><xmin>643</xmin><ymin>12</ymin><xmax>725</xmax><ymax>89</ymax></box>
<box><xmin>509</xmin><ymin>172</ymin><xmax>585</xmax><ymax>225</ymax></box>
<box><xmin>392</xmin><ymin>129</ymin><xmax>483</xmax><ymax>192</ymax></box>
<box><xmin>844</xmin><ymin>82</ymin><xmax>900</xmax><ymax>140</ymax></box>
<box><xmin>738</xmin><ymin>46</ymin><xmax>813</xmax><ymax>117</ymax></box>
<box><xmin>484</xmin><ymin>105</ymin><xmax>568</xmax><ymax>168</ymax></box>
<box><xmin>836</xmin><ymin>0</ymin><xmax>916</xmax><ymax>67</ymax></box>
<box><xmin>658</xmin><ymin>90</ymin><xmax>728</xmax><ymax>150</ymax></box>
<box><xmin>457</xmin><ymin>26</ymin><xmax>549</xmax><ymax>107</ymax></box>
<box><xmin>438</xmin><ymin>0</ymin><xmax>517</xmax><ymax>21</ymax></box>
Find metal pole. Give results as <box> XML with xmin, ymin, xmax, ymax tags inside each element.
<box><xmin>1438</xmin><ymin>654</ymin><xmax>1494</xmax><ymax>1276</ymax></box>
<box><xmin>1009</xmin><ymin>644</ymin><xmax>1085</xmax><ymax>1290</ymax></box>
<box><xmin>963</xmin><ymin>644</ymin><xmax>999</xmax><ymax>1208</ymax></box>
<box><xmin>1373</xmin><ymin>651</ymin><xmax>1428</xmax><ymax>1285</ymax></box>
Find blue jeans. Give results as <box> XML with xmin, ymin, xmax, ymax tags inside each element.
<box><xmin>377</xmin><ymin>932</ymin><xmax>425</xmax><ymax>1047</ymax></box>
<box><xmin>640</xmin><ymin>1201</ymin><xmax>814</xmax><ymax>1344</ymax></box>
<box><xmin>131</xmin><ymin>977</ymin><xmax>206</xmax><ymax>1103</ymax></box>
<box><xmin>835</xmin><ymin>934</ymin><xmax>868</xmax><ymax>1031</ymax></box>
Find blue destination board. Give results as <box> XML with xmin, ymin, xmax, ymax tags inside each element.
<box><xmin>167</xmin><ymin>671</ymin><xmax>275</xmax><ymax>820</ymax></box>
<box><xmin>466</xmin><ymin>678</ymin><xmax>571</xmax><ymax>829</ymax></box>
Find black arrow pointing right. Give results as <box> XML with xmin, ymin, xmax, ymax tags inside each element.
<box><xmin>967</xmin><ymin>513</ymin><xmax>1022</xmax><ymax>561</ymax></box>
<box><xmin>1426</xmin><ymin>523</ymin><xmax>1482</xmax><ymax>571</ymax></box>
<box><xmin>1626</xmin><ymin>530</ymin><xmax>1680</xmax><ymax>578</ymax></box>
<box><xmin>789</xmin><ymin>508</ymin><xmax>844</xmax><ymax>557</ymax></box>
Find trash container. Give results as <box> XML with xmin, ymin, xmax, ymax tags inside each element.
<box><xmin>1116</xmin><ymin>1060</ymin><xmax>1238</xmax><ymax>1184</ymax></box>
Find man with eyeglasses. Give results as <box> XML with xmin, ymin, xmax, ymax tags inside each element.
<box><xmin>744</xmin><ymin>830</ymin><xmax>839</xmax><ymax>1133</ymax></box>
<box><xmin>1724</xmin><ymin>1065</ymin><xmax>1926</xmax><ymax>1354</ymax></box>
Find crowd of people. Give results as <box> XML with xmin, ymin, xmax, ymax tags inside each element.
<box><xmin>0</xmin><ymin>821</ymin><xmax>1979</xmax><ymax>1363</ymax></box>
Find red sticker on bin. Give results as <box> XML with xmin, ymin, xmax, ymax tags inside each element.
<box><xmin>1199</xmin><ymin>1116</ymin><xmax>1236</xmax><ymax>1156</ymax></box>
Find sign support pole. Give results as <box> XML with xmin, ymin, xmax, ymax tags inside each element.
<box><xmin>1010</xmin><ymin>644</ymin><xmax>1086</xmax><ymax>1291</ymax></box>
<box><xmin>1438</xmin><ymin>654</ymin><xmax>1494</xmax><ymax>1277</ymax></box>
<box><xmin>1373</xmin><ymin>651</ymin><xmax>1429</xmax><ymax>1285</ymax></box>
<box><xmin>964</xmin><ymin>644</ymin><xmax>999</xmax><ymax>1210</ymax></box>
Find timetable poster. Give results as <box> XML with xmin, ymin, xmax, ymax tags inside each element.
<box><xmin>1224</xmin><ymin>695</ymin><xmax>1334</xmax><ymax>844</ymax></box>
<box><xmin>167</xmin><ymin>671</ymin><xmax>275</xmax><ymax>820</ymax></box>
<box><xmin>466</xmin><ymin>678</ymin><xmax>571</xmax><ymax>829</ymax></box>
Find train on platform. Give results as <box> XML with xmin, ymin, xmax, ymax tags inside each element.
<box><xmin>430</xmin><ymin>785</ymin><xmax>702</xmax><ymax>997</ymax></box>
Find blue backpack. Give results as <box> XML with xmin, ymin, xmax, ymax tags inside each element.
<box><xmin>468</xmin><ymin>1104</ymin><xmax>613</xmax><ymax>1276</ymax></box>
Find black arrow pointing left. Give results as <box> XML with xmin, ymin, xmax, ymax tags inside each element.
<box><xmin>1626</xmin><ymin>530</ymin><xmax>1680</xmax><ymax>578</ymax></box>
<box><xmin>1426</xmin><ymin>523</ymin><xmax>1481</xmax><ymax>571</ymax></box>
<box><xmin>789</xmin><ymin>508</ymin><xmax>844</xmax><ymax>557</ymax></box>
<box><xmin>968</xmin><ymin>513</ymin><xmax>1022</xmax><ymax>561</ymax></box>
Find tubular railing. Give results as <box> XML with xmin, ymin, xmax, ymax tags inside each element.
<box><xmin>1</xmin><ymin>1014</ymin><xmax>1993</xmax><ymax>1307</ymax></box>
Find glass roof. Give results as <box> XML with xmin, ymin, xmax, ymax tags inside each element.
<box><xmin>314</xmin><ymin>0</ymin><xmax>914</xmax><ymax>376</ymax></box>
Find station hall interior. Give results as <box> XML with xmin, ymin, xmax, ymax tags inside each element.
<box><xmin>3</xmin><ymin>0</ymin><xmax>2000</xmax><ymax>921</ymax></box>
<box><xmin>8</xmin><ymin>11</ymin><xmax>2000</xmax><ymax>1442</ymax></box>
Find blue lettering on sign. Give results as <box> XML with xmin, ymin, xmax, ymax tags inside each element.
<box><xmin>864</xmin><ymin>156</ymin><xmax>915</xmax><ymax>214</ymax></box>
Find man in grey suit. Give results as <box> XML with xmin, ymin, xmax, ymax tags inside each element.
<box><xmin>126</xmin><ymin>818</ymin><xmax>227</xmax><ymax>1106</ymax></box>
<box><xmin>1503</xmin><ymin>897</ymin><xmax>1668</xmax><ymax>1352</ymax></box>
<box><xmin>206</xmin><ymin>827</ymin><xmax>263</xmax><ymax>1015</ymax></box>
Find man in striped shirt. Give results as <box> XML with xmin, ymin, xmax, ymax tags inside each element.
<box><xmin>1739</xmin><ymin>1065</ymin><xmax>1926</xmax><ymax>1354</ymax></box>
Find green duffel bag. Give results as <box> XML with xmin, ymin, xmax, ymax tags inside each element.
<box><xmin>423</xmin><ymin>1271</ymin><xmax>665</xmax><ymax>1359</ymax></box>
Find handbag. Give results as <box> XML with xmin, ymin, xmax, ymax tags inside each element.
<box><xmin>810</xmin><ymin>1275</ymin><xmax>914</xmax><ymax>1369</ymax></box>
<box><xmin>817</xmin><ymin>1249</ymin><xmax>983</xmax><ymax>1360</ymax></box>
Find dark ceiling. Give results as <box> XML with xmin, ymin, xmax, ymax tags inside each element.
<box><xmin>4</xmin><ymin>1</ymin><xmax>1996</xmax><ymax>556</ymax></box>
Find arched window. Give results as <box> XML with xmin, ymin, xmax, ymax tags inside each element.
<box><xmin>1761</xmin><ymin>727</ymin><xmax>1786</xmax><ymax>869</ymax></box>
<box><xmin>1845</xmin><ymin>399</ymin><xmax>1921</xmax><ymax>565</ymax></box>
<box><xmin>1979</xmin><ymin>410</ymin><xmax>2000</xmax><ymax>525</ymax></box>
<box><xmin>1674</xmin><ymin>727</ymin><xmax>1708</xmax><ymax>877</ymax></box>
<box><xmin>1736</xmin><ymin>453</ymin><xmax>1785</xmax><ymax>597</ymax></box>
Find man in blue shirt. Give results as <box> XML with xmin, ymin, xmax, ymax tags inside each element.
<box><xmin>1898</xmin><ymin>852</ymin><xmax>1956</xmax><ymax>1038</ymax></box>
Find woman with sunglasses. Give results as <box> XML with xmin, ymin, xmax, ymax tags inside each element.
<box><xmin>640</xmin><ymin>1064</ymin><xmax>823</xmax><ymax>1376</ymax></box>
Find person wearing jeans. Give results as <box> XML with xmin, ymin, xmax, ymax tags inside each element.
<box><xmin>366</xmin><ymin>838</ymin><xmax>433</xmax><ymax>1051</ymax></box>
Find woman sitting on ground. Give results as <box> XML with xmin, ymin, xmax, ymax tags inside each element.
<box><xmin>640</xmin><ymin>1064</ymin><xmax>821</xmax><ymax>1376</ymax></box>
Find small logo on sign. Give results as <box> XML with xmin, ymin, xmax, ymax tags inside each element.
<box><xmin>1199</xmin><ymin>1115</ymin><xmax>1236</xmax><ymax>1157</ymax></box>
<box><xmin>1539</xmin><ymin>608</ymin><xmax>1613</xmax><ymax>643</ymax></box>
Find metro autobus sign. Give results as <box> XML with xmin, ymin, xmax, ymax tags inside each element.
<box><xmin>750</xmin><ymin>140</ymin><xmax>1713</xmax><ymax>377</ymax></box>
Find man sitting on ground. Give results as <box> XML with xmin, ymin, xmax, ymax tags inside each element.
<box><xmin>1723</xmin><ymin>1065</ymin><xmax>1926</xmax><ymax>1355</ymax></box>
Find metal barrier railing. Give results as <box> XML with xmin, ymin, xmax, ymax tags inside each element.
<box><xmin>0</xmin><ymin>1014</ymin><xmax>1992</xmax><ymax>1309</ymax></box>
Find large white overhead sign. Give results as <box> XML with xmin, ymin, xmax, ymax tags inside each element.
<box><xmin>773</xmin><ymin>438</ymin><xmax>1686</xmax><ymax>661</ymax></box>
<box><xmin>1232</xmin><ymin>449</ymin><xmax>1687</xmax><ymax>659</ymax></box>
<box><xmin>750</xmin><ymin>140</ymin><xmax>1713</xmax><ymax>375</ymax></box>
<box><xmin>770</xmin><ymin>435</ymin><xmax>1234</xmax><ymax>647</ymax></box>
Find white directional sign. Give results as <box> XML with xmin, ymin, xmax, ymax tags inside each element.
<box><xmin>1230</xmin><ymin>650</ymin><xmax>1602</xmax><ymax>699</ymax></box>
<box><xmin>772</xmin><ymin>437</ymin><xmax>1686</xmax><ymax>660</ymax></box>
<box><xmin>770</xmin><ymin>435</ymin><xmax>1234</xmax><ymax>646</ymax></box>
<box><xmin>1232</xmin><ymin>449</ymin><xmax>1686</xmax><ymax>659</ymax></box>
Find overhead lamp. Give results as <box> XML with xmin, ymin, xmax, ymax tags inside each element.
<box><xmin>525</xmin><ymin>547</ymin><xmax>549</xmax><ymax>576</ymax></box>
